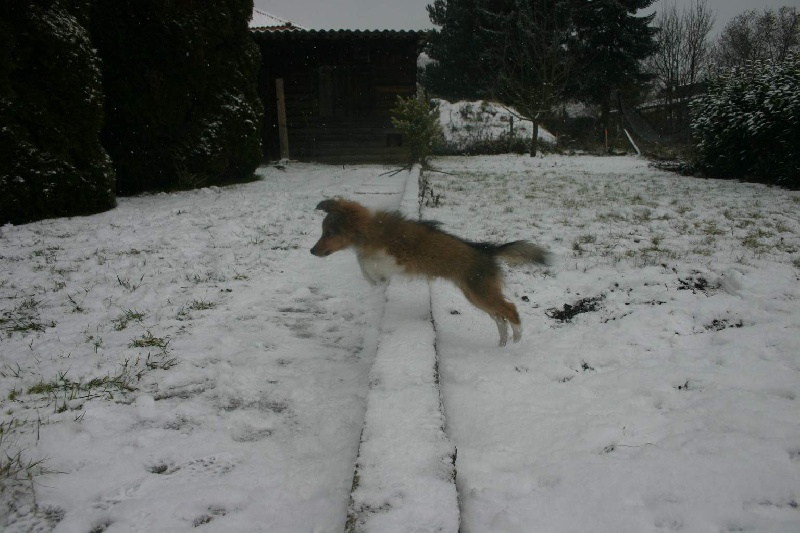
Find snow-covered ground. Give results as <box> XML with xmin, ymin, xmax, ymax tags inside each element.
<box><xmin>2</xmin><ymin>155</ymin><xmax>799</xmax><ymax>532</ymax></box>
<box><xmin>424</xmin><ymin>155</ymin><xmax>800</xmax><ymax>532</ymax></box>
<box><xmin>0</xmin><ymin>165</ymin><xmax>411</xmax><ymax>532</ymax></box>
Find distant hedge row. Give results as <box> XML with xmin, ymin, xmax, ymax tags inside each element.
<box><xmin>691</xmin><ymin>54</ymin><xmax>799</xmax><ymax>189</ymax></box>
<box><xmin>0</xmin><ymin>0</ymin><xmax>262</xmax><ymax>225</ymax></box>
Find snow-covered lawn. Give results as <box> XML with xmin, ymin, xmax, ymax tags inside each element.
<box><xmin>425</xmin><ymin>155</ymin><xmax>800</xmax><ymax>532</ymax></box>
<box><xmin>1</xmin><ymin>154</ymin><xmax>799</xmax><ymax>532</ymax></box>
<box><xmin>1</xmin><ymin>165</ymin><xmax>410</xmax><ymax>531</ymax></box>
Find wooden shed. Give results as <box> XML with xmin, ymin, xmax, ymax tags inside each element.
<box><xmin>251</xmin><ymin>27</ymin><xmax>425</xmax><ymax>163</ymax></box>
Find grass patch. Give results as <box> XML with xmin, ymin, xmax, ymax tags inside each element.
<box><xmin>116</xmin><ymin>273</ymin><xmax>145</xmax><ymax>292</ymax></box>
<box><xmin>701</xmin><ymin>221</ymin><xmax>727</xmax><ymax>236</ymax></box>
<box><xmin>22</xmin><ymin>352</ymin><xmax>177</xmax><ymax>413</ymax></box>
<box><xmin>112</xmin><ymin>309</ymin><xmax>146</xmax><ymax>331</ymax></box>
<box><xmin>129</xmin><ymin>331</ymin><xmax>170</xmax><ymax>350</ymax></box>
<box><xmin>0</xmin><ymin>446</ymin><xmax>48</xmax><ymax>485</ymax></box>
<box><xmin>0</xmin><ymin>297</ymin><xmax>55</xmax><ymax>336</ymax></box>
<box><xmin>188</xmin><ymin>299</ymin><xmax>216</xmax><ymax>311</ymax></box>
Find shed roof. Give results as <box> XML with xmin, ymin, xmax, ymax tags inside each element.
<box><xmin>249</xmin><ymin>9</ymin><xmax>427</xmax><ymax>50</ymax></box>
<box><xmin>250</xmin><ymin>27</ymin><xmax>427</xmax><ymax>52</ymax></box>
<box><xmin>249</xmin><ymin>8</ymin><xmax>304</xmax><ymax>31</ymax></box>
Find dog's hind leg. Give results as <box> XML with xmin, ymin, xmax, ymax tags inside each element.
<box><xmin>459</xmin><ymin>278</ymin><xmax>522</xmax><ymax>347</ymax></box>
<box><xmin>491</xmin><ymin>315</ymin><xmax>510</xmax><ymax>347</ymax></box>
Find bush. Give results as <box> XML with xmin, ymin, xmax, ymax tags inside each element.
<box><xmin>690</xmin><ymin>54</ymin><xmax>800</xmax><ymax>189</ymax></box>
<box><xmin>91</xmin><ymin>0</ymin><xmax>263</xmax><ymax>194</ymax></box>
<box><xmin>434</xmin><ymin>135</ymin><xmax>546</xmax><ymax>156</ymax></box>
<box><xmin>390</xmin><ymin>96</ymin><xmax>444</xmax><ymax>167</ymax></box>
<box><xmin>0</xmin><ymin>0</ymin><xmax>116</xmax><ymax>225</ymax></box>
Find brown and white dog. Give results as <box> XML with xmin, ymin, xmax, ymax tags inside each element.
<box><xmin>310</xmin><ymin>198</ymin><xmax>550</xmax><ymax>346</ymax></box>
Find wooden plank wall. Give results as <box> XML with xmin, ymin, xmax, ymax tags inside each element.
<box><xmin>255</xmin><ymin>34</ymin><xmax>419</xmax><ymax>163</ymax></box>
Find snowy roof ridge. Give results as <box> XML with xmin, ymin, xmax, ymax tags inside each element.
<box><xmin>251</xmin><ymin>28</ymin><xmax>426</xmax><ymax>39</ymax></box>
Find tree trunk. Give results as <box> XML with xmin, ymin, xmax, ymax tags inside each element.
<box><xmin>601</xmin><ymin>92</ymin><xmax>611</xmax><ymax>148</ymax></box>
<box><xmin>530</xmin><ymin>121</ymin><xmax>539</xmax><ymax>157</ymax></box>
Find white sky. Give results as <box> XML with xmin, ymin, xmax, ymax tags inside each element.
<box><xmin>254</xmin><ymin>0</ymin><xmax>800</xmax><ymax>33</ymax></box>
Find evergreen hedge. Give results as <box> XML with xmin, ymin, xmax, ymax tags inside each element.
<box><xmin>690</xmin><ymin>54</ymin><xmax>800</xmax><ymax>189</ymax></box>
<box><xmin>0</xmin><ymin>0</ymin><xmax>116</xmax><ymax>225</ymax></box>
<box><xmin>91</xmin><ymin>0</ymin><xmax>263</xmax><ymax>194</ymax></box>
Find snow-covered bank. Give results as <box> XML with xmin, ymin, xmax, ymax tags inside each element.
<box><xmin>436</xmin><ymin>99</ymin><xmax>556</xmax><ymax>151</ymax></box>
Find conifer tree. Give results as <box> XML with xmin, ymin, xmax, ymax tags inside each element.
<box><xmin>0</xmin><ymin>0</ymin><xmax>116</xmax><ymax>225</ymax></box>
<box><xmin>424</xmin><ymin>0</ymin><xmax>659</xmax><ymax>136</ymax></box>
<box><xmin>568</xmin><ymin>0</ymin><xmax>659</xmax><ymax>131</ymax></box>
<box><xmin>91</xmin><ymin>0</ymin><xmax>263</xmax><ymax>194</ymax></box>
<box><xmin>424</xmin><ymin>0</ymin><xmax>488</xmax><ymax>98</ymax></box>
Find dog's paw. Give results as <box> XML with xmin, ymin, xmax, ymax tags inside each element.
<box><xmin>512</xmin><ymin>324</ymin><xmax>522</xmax><ymax>343</ymax></box>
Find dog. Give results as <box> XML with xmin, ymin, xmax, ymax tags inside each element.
<box><xmin>310</xmin><ymin>198</ymin><xmax>550</xmax><ymax>346</ymax></box>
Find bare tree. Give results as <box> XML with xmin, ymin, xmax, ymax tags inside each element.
<box><xmin>648</xmin><ymin>1</ymin><xmax>682</xmax><ymax>100</ymax></box>
<box><xmin>769</xmin><ymin>7</ymin><xmax>800</xmax><ymax>61</ymax></box>
<box><xmin>681</xmin><ymin>0</ymin><xmax>715</xmax><ymax>85</ymax></box>
<box><xmin>648</xmin><ymin>0</ymin><xmax>715</xmax><ymax>101</ymax></box>
<box><xmin>713</xmin><ymin>7</ymin><xmax>799</xmax><ymax>69</ymax></box>
<box><xmin>481</xmin><ymin>0</ymin><xmax>574</xmax><ymax>156</ymax></box>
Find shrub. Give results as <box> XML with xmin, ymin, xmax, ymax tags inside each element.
<box><xmin>91</xmin><ymin>0</ymin><xmax>263</xmax><ymax>194</ymax></box>
<box><xmin>690</xmin><ymin>54</ymin><xmax>800</xmax><ymax>189</ymax></box>
<box><xmin>0</xmin><ymin>0</ymin><xmax>116</xmax><ymax>225</ymax></box>
<box><xmin>390</xmin><ymin>96</ymin><xmax>444</xmax><ymax>167</ymax></box>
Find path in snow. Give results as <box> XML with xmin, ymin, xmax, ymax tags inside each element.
<box><xmin>346</xmin><ymin>169</ymin><xmax>459</xmax><ymax>532</ymax></box>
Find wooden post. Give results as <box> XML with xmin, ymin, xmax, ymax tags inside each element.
<box><xmin>275</xmin><ymin>78</ymin><xmax>289</xmax><ymax>160</ymax></box>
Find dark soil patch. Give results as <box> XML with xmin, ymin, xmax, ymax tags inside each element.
<box><xmin>677</xmin><ymin>273</ymin><xmax>719</xmax><ymax>294</ymax></box>
<box><xmin>545</xmin><ymin>295</ymin><xmax>604</xmax><ymax>323</ymax></box>
<box><xmin>705</xmin><ymin>318</ymin><xmax>743</xmax><ymax>331</ymax></box>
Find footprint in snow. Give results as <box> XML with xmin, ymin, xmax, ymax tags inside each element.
<box><xmin>147</xmin><ymin>454</ymin><xmax>238</xmax><ymax>479</ymax></box>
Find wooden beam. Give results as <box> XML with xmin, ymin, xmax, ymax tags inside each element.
<box><xmin>275</xmin><ymin>78</ymin><xmax>290</xmax><ymax>160</ymax></box>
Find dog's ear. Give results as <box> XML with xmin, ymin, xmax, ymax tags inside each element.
<box><xmin>316</xmin><ymin>199</ymin><xmax>339</xmax><ymax>213</ymax></box>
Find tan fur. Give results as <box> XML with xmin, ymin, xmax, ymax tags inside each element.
<box><xmin>311</xmin><ymin>198</ymin><xmax>549</xmax><ymax>346</ymax></box>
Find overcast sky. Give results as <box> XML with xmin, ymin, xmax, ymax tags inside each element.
<box><xmin>255</xmin><ymin>0</ymin><xmax>800</xmax><ymax>33</ymax></box>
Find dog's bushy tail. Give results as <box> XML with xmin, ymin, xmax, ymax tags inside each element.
<box><xmin>491</xmin><ymin>240</ymin><xmax>552</xmax><ymax>267</ymax></box>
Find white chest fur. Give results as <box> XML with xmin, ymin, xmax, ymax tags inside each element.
<box><xmin>356</xmin><ymin>249</ymin><xmax>405</xmax><ymax>285</ymax></box>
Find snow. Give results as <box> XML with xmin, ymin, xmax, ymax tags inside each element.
<box><xmin>1</xmin><ymin>165</ymin><xmax>412</xmax><ymax>532</ymax></box>
<box><xmin>423</xmin><ymin>155</ymin><xmax>800</xmax><ymax>532</ymax></box>
<box><xmin>2</xmin><ymin>155</ymin><xmax>799</xmax><ymax>532</ymax></box>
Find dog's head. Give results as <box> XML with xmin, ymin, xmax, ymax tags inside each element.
<box><xmin>310</xmin><ymin>198</ymin><xmax>364</xmax><ymax>257</ymax></box>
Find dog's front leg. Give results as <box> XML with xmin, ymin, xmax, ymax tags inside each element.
<box><xmin>356</xmin><ymin>252</ymin><xmax>382</xmax><ymax>285</ymax></box>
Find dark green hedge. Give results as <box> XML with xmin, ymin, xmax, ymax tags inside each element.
<box><xmin>0</xmin><ymin>0</ymin><xmax>116</xmax><ymax>225</ymax></box>
<box><xmin>691</xmin><ymin>54</ymin><xmax>800</xmax><ymax>189</ymax></box>
<box><xmin>91</xmin><ymin>0</ymin><xmax>263</xmax><ymax>194</ymax></box>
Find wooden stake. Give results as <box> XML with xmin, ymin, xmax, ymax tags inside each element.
<box><xmin>275</xmin><ymin>78</ymin><xmax>289</xmax><ymax>160</ymax></box>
